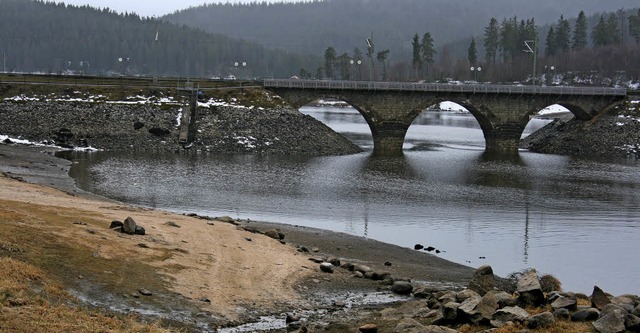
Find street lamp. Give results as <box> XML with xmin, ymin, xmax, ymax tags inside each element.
<box><xmin>234</xmin><ymin>61</ymin><xmax>247</xmax><ymax>79</ymax></box>
<box><xmin>350</xmin><ymin>59</ymin><xmax>362</xmax><ymax>81</ymax></box>
<box><xmin>544</xmin><ymin>65</ymin><xmax>556</xmax><ymax>85</ymax></box>
<box><xmin>470</xmin><ymin>66</ymin><xmax>482</xmax><ymax>82</ymax></box>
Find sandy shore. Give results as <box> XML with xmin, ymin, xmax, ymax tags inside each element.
<box><xmin>0</xmin><ymin>142</ymin><xmax>474</xmax><ymax>330</ymax></box>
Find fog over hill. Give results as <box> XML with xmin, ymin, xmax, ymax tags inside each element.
<box><xmin>164</xmin><ymin>0</ymin><xmax>640</xmax><ymax>57</ymax></box>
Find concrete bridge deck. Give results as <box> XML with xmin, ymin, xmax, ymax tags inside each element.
<box><xmin>263</xmin><ymin>79</ymin><xmax>628</xmax><ymax>156</ymax></box>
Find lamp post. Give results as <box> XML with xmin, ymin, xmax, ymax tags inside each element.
<box><xmin>524</xmin><ymin>40</ymin><xmax>537</xmax><ymax>85</ymax></box>
<box><xmin>234</xmin><ymin>61</ymin><xmax>247</xmax><ymax>90</ymax></box>
<box><xmin>118</xmin><ymin>56</ymin><xmax>130</xmax><ymax>76</ymax></box>
<box><xmin>544</xmin><ymin>65</ymin><xmax>555</xmax><ymax>85</ymax></box>
<box><xmin>350</xmin><ymin>59</ymin><xmax>362</xmax><ymax>81</ymax></box>
<box><xmin>470</xmin><ymin>66</ymin><xmax>482</xmax><ymax>82</ymax></box>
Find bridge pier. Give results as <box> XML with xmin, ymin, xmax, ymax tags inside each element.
<box><xmin>482</xmin><ymin>123</ymin><xmax>526</xmax><ymax>154</ymax></box>
<box><xmin>371</xmin><ymin>122</ymin><xmax>409</xmax><ymax>157</ymax></box>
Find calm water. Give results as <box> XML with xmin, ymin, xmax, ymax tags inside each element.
<box><xmin>67</xmin><ymin>107</ymin><xmax>640</xmax><ymax>295</ymax></box>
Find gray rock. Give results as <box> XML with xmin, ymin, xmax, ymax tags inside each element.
<box><xmin>442</xmin><ymin>302</ymin><xmax>460</xmax><ymax>321</ymax></box>
<box><xmin>611</xmin><ymin>296</ymin><xmax>635</xmax><ymax>307</ymax></box>
<box><xmin>593</xmin><ymin>308</ymin><xmax>626</xmax><ymax>333</ymax></box>
<box><xmin>491</xmin><ymin>306</ymin><xmax>529</xmax><ymax>327</ymax></box>
<box><xmin>264</xmin><ymin>229</ymin><xmax>281</xmax><ymax>240</ymax></box>
<box><xmin>109</xmin><ymin>220</ymin><xmax>123</xmax><ymax>229</ymax></box>
<box><xmin>123</xmin><ymin>216</ymin><xmax>137</xmax><ymax>234</ymax></box>
<box><xmin>458</xmin><ymin>295</ymin><xmax>482</xmax><ymax>317</ymax></box>
<box><xmin>134</xmin><ymin>225</ymin><xmax>145</xmax><ymax>235</ymax></box>
<box><xmin>437</xmin><ymin>291</ymin><xmax>457</xmax><ymax>305</ymax></box>
<box><xmin>492</xmin><ymin>291</ymin><xmax>517</xmax><ymax>308</ymax></box>
<box><xmin>475</xmin><ymin>292</ymin><xmax>500</xmax><ymax>323</ymax></box>
<box><xmin>468</xmin><ymin>265</ymin><xmax>494</xmax><ymax>296</ymax></box>
<box><xmin>634</xmin><ymin>304</ymin><xmax>640</xmax><ymax>317</ymax></box>
<box><xmin>626</xmin><ymin>314</ymin><xmax>640</xmax><ymax>332</ymax></box>
<box><xmin>528</xmin><ymin>311</ymin><xmax>555</xmax><ymax>329</ymax></box>
<box><xmin>412</xmin><ymin>285</ymin><xmax>441</xmax><ymax>299</ymax></box>
<box><xmin>602</xmin><ymin>304</ymin><xmax>629</xmax><ymax>316</ymax></box>
<box><xmin>551</xmin><ymin>295</ymin><xmax>577</xmax><ymax>311</ymax></box>
<box><xmin>371</xmin><ymin>271</ymin><xmax>391</xmax><ymax>281</ymax></box>
<box><xmin>592</xmin><ymin>286</ymin><xmax>612</xmax><ymax>310</ymax></box>
<box><xmin>393</xmin><ymin>318</ymin><xmax>424</xmax><ymax>333</ymax></box>
<box><xmin>319</xmin><ymin>263</ymin><xmax>334</xmax><ymax>273</ymax></box>
<box><xmin>327</xmin><ymin>257</ymin><xmax>341</xmax><ymax>267</ymax></box>
<box><xmin>456</xmin><ymin>289</ymin><xmax>481</xmax><ymax>303</ymax></box>
<box><xmin>572</xmin><ymin>308</ymin><xmax>600</xmax><ymax>322</ymax></box>
<box><xmin>553</xmin><ymin>308</ymin><xmax>570</xmax><ymax>320</ymax></box>
<box><xmin>517</xmin><ymin>269</ymin><xmax>545</xmax><ymax>307</ymax></box>
<box><xmin>358</xmin><ymin>324</ymin><xmax>378</xmax><ymax>333</ymax></box>
<box><xmin>352</xmin><ymin>264</ymin><xmax>373</xmax><ymax>274</ymax></box>
<box><xmin>138</xmin><ymin>288</ymin><xmax>152</xmax><ymax>296</ymax></box>
<box><xmin>391</xmin><ymin>281</ymin><xmax>414</xmax><ymax>295</ymax></box>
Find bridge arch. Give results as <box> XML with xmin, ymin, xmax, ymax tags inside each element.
<box><xmin>264</xmin><ymin>79</ymin><xmax>627</xmax><ymax>156</ymax></box>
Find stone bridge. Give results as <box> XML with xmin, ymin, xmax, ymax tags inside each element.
<box><xmin>263</xmin><ymin>79</ymin><xmax>627</xmax><ymax>156</ymax></box>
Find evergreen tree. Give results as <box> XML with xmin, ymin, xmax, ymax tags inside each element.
<box><xmin>499</xmin><ymin>17</ymin><xmax>519</xmax><ymax>62</ymax></box>
<box><xmin>337</xmin><ymin>53</ymin><xmax>351</xmax><ymax>80</ymax></box>
<box><xmin>421</xmin><ymin>32</ymin><xmax>436</xmax><ymax>78</ymax></box>
<box><xmin>592</xmin><ymin>15</ymin><xmax>608</xmax><ymax>47</ymax></box>
<box><xmin>572</xmin><ymin>11</ymin><xmax>589</xmax><ymax>50</ymax></box>
<box><xmin>483</xmin><ymin>17</ymin><xmax>500</xmax><ymax>65</ymax></box>
<box><xmin>324</xmin><ymin>47</ymin><xmax>336</xmax><ymax>78</ymax></box>
<box><xmin>468</xmin><ymin>37</ymin><xmax>477</xmax><ymax>65</ymax></box>
<box><xmin>555</xmin><ymin>15</ymin><xmax>571</xmax><ymax>54</ymax></box>
<box><xmin>545</xmin><ymin>26</ymin><xmax>557</xmax><ymax>56</ymax></box>
<box><xmin>630</xmin><ymin>9</ymin><xmax>640</xmax><ymax>44</ymax></box>
<box><xmin>411</xmin><ymin>33</ymin><xmax>422</xmax><ymax>77</ymax></box>
<box><xmin>606</xmin><ymin>13</ymin><xmax>622</xmax><ymax>45</ymax></box>
<box><xmin>376</xmin><ymin>50</ymin><xmax>390</xmax><ymax>81</ymax></box>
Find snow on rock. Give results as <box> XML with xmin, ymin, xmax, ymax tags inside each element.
<box><xmin>0</xmin><ymin>134</ymin><xmax>100</xmax><ymax>152</ymax></box>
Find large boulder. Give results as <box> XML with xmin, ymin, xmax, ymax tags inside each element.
<box><xmin>592</xmin><ymin>286</ymin><xmax>612</xmax><ymax>310</ymax></box>
<box><xmin>517</xmin><ymin>269</ymin><xmax>545</xmax><ymax>307</ymax></box>
<box><xmin>123</xmin><ymin>216</ymin><xmax>137</xmax><ymax>235</ymax></box>
<box><xmin>491</xmin><ymin>306</ymin><xmax>529</xmax><ymax>328</ymax></box>
<box><xmin>551</xmin><ymin>295</ymin><xmax>578</xmax><ymax>311</ymax></box>
<box><xmin>391</xmin><ymin>281</ymin><xmax>414</xmax><ymax>295</ymax></box>
<box><xmin>528</xmin><ymin>311</ymin><xmax>555</xmax><ymax>329</ymax></box>
<box><xmin>625</xmin><ymin>314</ymin><xmax>640</xmax><ymax>332</ymax></box>
<box><xmin>393</xmin><ymin>318</ymin><xmax>424</xmax><ymax>333</ymax></box>
<box><xmin>422</xmin><ymin>326</ymin><xmax>458</xmax><ymax>333</ymax></box>
<box><xmin>468</xmin><ymin>265</ymin><xmax>494</xmax><ymax>296</ymax></box>
<box><xmin>442</xmin><ymin>302</ymin><xmax>460</xmax><ymax>321</ymax></box>
<box><xmin>593</xmin><ymin>308</ymin><xmax>627</xmax><ymax>333</ymax></box>
<box><xmin>572</xmin><ymin>308</ymin><xmax>601</xmax><ymax>322</ymax></box>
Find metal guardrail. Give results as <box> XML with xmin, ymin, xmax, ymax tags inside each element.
<box><xmin>263</xmin><ymin>79</ymin><xmax>627</xmax><ymax>97</ymax></box>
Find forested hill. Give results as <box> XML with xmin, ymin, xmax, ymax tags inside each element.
<box><xmin>0</xmin><ymin>0</ymin><xmax>317</xmax><ymax>77</ymax></box>
<box><xmin>164</xmin><ymin>0</ymin><xmax>639</xmax><ymax>57</ymax></box>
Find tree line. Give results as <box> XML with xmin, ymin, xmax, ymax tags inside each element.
<box><xmin>316</xmin><ymin>8</ymin><xmax>640</xmax><ymax>83</ymax></box>
<box><xmin>0</xmin><ymin>0</ymin><xmax>318</xmax><ymax>78</ymax></box>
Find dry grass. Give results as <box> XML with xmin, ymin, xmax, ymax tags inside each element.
<box><xmin>0</xmin><ymin>257</ymin><xmax>171</xmax><ymax>333</ymax></box>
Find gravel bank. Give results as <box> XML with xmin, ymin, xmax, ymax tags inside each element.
<box><xmin>0</xmin><ymin>100</ymin><xmax>362</xmax><ymax>155</ymax></box>
<box><xmin>521</xmin><ymin>99</ymin><xmax>640</xmax><ymax>158</ymax></box>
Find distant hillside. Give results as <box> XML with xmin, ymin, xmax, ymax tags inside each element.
<box><xmin>163</xmin><ymin>0</ymin><xmax>639</xmax><ymax>58</ymax></box>
<box><xmin>0</xmin><ymin>0</ymin><xmax>318</xmax><ymax>77</ymax></box>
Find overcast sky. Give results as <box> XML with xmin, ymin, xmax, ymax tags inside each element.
<box><xmin>61</xmin><ymin>0</ymin><xmax>294</xmax><ymax>17</ymax></box>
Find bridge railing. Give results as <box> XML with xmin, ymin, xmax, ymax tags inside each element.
<box><xmin>263</xmin><ymin>79</ymin><xmax>627</xmax><ymax>96</ymax></box>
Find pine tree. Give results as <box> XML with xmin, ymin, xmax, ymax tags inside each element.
<box><xmin>592</xmin><ymin>15</ymin><xmax>608</xmax><ymax>47</ymax></box>
<box><xmin>483</xmin><ymin>18</ymin><xmax>499</xmax><ymax>65</ymax></box>
<box><xmin>572</xmin><ymin>11</ymin><xmax>588</xmax><ymax>50</ymax></box>
<box><xmin>606</xmin><ymin>13</ymin><xmax>622</xmax><ymax>45</ymax></box>
<box><xmin>468</xmin><ymin>37</ymin><xmax>477</xmax><ymax>66</ymax></box>
<box><xmin>411</xmin><ymin>33</ymin><xmax>422</xmax><ymax>77</ymax></box>
<box><xmin>324</xmin><ymin>46</ymin><xmax>336</xmax><ymax>79</ymax></box>
<box><xmin>630</xmin><ymin>9</ymin><xmax>640</xmax><ymax>43</ymax></box>
<box><xmin>545</xmin><ymin>27</ymin><xmax>557</xmax><ymax>56</ymax></box>
<box><xmin>555</xmin><ymin>15</ymin><xmax>571</xmax><ymax>54</ymax></box>
<box><xmin>421</xmin><ymin>32</ymin><xmax>436</xmax><ymax>78</ymax></box>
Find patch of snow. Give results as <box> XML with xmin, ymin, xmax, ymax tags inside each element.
<box><xmin>234</xmin><ymin>136</ymin><xmax>257</xmax><ymax>149</ymax></box>
<box><xmin>1</xmin><ymin>134</ymin><xmax>100</xmax><ymax>152</ymax></box>
<box><xmin>438</xmin><ymin>101</ymin><xmax>468</xmax><ymax>112</ymax></box>
<box><xmin>538</xmin><ymin>104</ymin><xmax>571</xmax><ymax>115</ymax></box>
<box><xmin>631</xmin><ymin>100</ymin><xmax>639</xmax><ymax>104</ymax></box>
<box><xmin>176</xmin><ymin>108</ymin><xmax>183</xmax><ymax>127</ymax></box>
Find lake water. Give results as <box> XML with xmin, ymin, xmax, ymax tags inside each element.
<box><xmin>67</xmin><ymin>106</ymin><xmax>640</xmax><ymax>295</ymax></box>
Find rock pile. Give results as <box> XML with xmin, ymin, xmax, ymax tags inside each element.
<box><xmin>109</xmin><ymin>216</ymin><xmax>145</xmax><ymax>235</ymax></box>
<box><xmin>353</xmin><ymin>266</ymin><xmax>640</xmax><ymax>333</ymax></box>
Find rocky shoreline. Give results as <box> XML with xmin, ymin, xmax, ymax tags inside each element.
<box><xmin>0</xmin><ymin>98</ymin><xmax>362</xmax><ymax>155</ymax></box>
<box><xmin>521</xmin><ymin>99</ymin><xmax>640</xmax><ymax>159</ymax></box>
